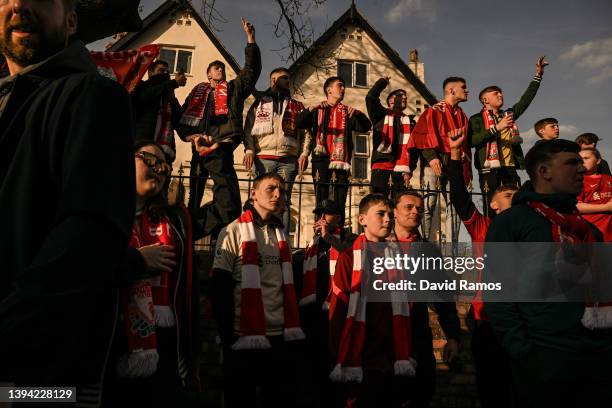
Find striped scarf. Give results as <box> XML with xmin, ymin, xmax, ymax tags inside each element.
<box><xmin>314</xmin><ymin>103</ymin><xmax>351</xmax><ymax>171</ymax></box>
<box><xmin>154</xmin><ymin>97</ymin><xmax>176</xmax><ymax>161</ymax></box>
<box><xmin>481</xmin><ymin>108</ymin><xmax>521</xmax><ymax>169</ymax></box>
<box><xmin>330</xmin><ymin>234</ymin><xmax>416</xmax><ymax>383</ymax></box>
<box><xmin>377</xmin><ymin>112</ymin><xmax>412</xmax><ymax>173</ymax></box>
<box><xmin>180</xmin><ymin>81</ymin><xmax>229</xmax><ymax>127</ymax></box>
<box><xmin>300</xmin><ymin>230</ymin><xmax>341</xmax><ymax>310</ymax></box>
<box><xmin>527</xmin><ymin>201</ymin><xmax>612</xmax><ymax>329</ymax></box>
<box><xmin>233</xmin><ymin>209</ymin><xmax>305</xmax><ymax>350</ymax></box>
<box><xmin>251</xmin><ymin>96</ymin><xmax>304</xmax><ymax>139</ymax></box>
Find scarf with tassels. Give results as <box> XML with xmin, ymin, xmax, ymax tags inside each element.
<box><xmin>251</xmin><ymin>96</ymin><xmax>304</xmax><ymax>140</ymax></box>
<box><xmin>300</xmin><ymin>230</ymin><xmax>341</xmax><ymax>310</ymax></box>
<box><xmin>329</xmin><ymin>234</ymin><xmax>416</xmax><ymax>383</ymax></box>
<box><xmin>233</xmin><ymin>209</ymin><xmax>305</xmax><ymax>350</ymax></box>
<box><xmin>480</xmin><ymin>108</ymin><xmax>501</xmax><ymax>170</ymax></box>
<box><xmin>180</xmin><ymin>81</ymin><xmax>229</xmax><ymax>127</ymax></box>
<box><xmin>314</xmin><ymin>103</ymin><xmax>352</xmax><ymax>171</ymax></box>
<box><xmin>527</xmin><ymin>201</ymin><xmax>612</xmax><ymax>329</ymax></box>
<box><xmin>376</xmin><ymin>112</ymin><xmax>413</xmax><ymax>173</ymax></box>
<box><xmin>155</xmin><ymin>97</ymin><xmax>176</xmax><ymax>161</ymax></box>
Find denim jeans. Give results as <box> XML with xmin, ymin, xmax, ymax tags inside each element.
<box><xmin>254</xmin><ymin>157</ymin><xmax>298</xmax><ymax>234</ymax></box>
<box><xmin>421</xmin><ymin>166</ymin><xmax>461</xmax><ymax>245</ymax></box>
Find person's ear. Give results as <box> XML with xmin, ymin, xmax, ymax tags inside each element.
<box><xmin>358</xmin><ymin>213</ymin><xmax>367</xmax><ymax>227</ymax></box>
<box><xmin>538</xmin><ymin>163</ymin><xmax>553</xmax><ymax>182</ymax></box>
<box><xmin>66</xmin><ymin>10</ymin><xmax>78</xmax><ymax>36</ymax></box>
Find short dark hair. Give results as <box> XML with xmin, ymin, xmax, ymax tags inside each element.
<box><xmin>253</xmin><ymin>172</ymin><xmax>285</xmax><ymax>190</ymax></box>
<box><xmin>270</xmin><ymin>67</ymin><xmax>289</xmax><ymax>78</ymax></box>
<box><xmin>580</xmin><ymin>147</ymin><xmax>601</xmax><ymax>160</ymax></box>
<box><xmin>534</xmin><ymin>117</ymin><xmax>558</xmax><ymax>136</ymax></box>
<box><xmin>393</xmin><ymin>191</ymin><xmax>424</xmax><ymax>207</ymax></box>
<box><xmin>492</xmin><ymin>183</ymin><xmax>519</xmax><ymax>196</ymax></box>
<box><xmin>359</xmin><ymin>193</ymin><xmax>391</xmax><ymax>215</ymax></box>
<box><xmin>133</xmin><ymin>140</ymin><xmax>165</xmax><ymax>158</ymax></box>
<box><xmin>63</xmin><ymin>0</ymin><xmax>77</xmax><ymax>12</ymax></box>
<box><xmin>442</xmin><ymin>77</ymin><xmax>466</xmax><ymax>90</ymax></box>
<box><xmin>148</xmin><ymin>60</ymin><xmax>169</xmax><ymax>72</ymax></box>
<box><xmin>575</xmin><ymin>133</ymin><xmax>601</xmax><ymax>146</ymax></box>
<box><xmin>207</xmin><ymin>60</ymin><xmax>225</xmax><ymax>73</ymax></box>
<box><xmin>478</xmin><ymin>86</ymin><xmax>502</xmax><ymax>103</ymax></box>
<box><xmin>524</xmin><ymin>139</ymin><xmax>581</xmax><ymax>181</ymax></box>
<box><xmin>386</xmin><ymin>89</ymin><xmax>407</xmax><ymax>106</ymax></box>
<box><xmin>323</xmin><ymin>76</ymin><xmax>344</xmax><ymax>96</ymax></box>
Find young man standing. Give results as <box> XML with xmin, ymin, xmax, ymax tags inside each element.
<box><xmin>132</xmin><ymin>59</ymin><xmax>187</xmax><ymax>163</ymax></box>
<box><xmin>575</xmin><ymin>132</ymin><xmax>611</xmax><ymax>176</ymax></box>
<box><xmin>448</xmin><ymin>129</ymin><xmax>519</xmax><ymax>408</ymax></box>
<box><xmin>243</xmin><ymin>67</ymin><xmax>312</xmax><ymax>233</ymax></box>
<box><xmin>178</xmin><ymin>18</ymin><xmax>261</xmax><ymax>237</ymax></box>
<box><xmin>577</xmin><ymin>148</ymin><xmax>612</xmax><ymax>241</ymax></box>
<box><xmin>533</xmin><ymin>117</ymin><xmax>559</xmax><ymax>141</ymax></box>
<box><xmin>209</xmin><ymin>173</ymin><xmax>305</xmax><ymax>408</ymax></box>
<box><xmin>469</xmin><ymin>56</ymin><xmax>548</xmax><ymax>208</ymax></box>
<box><xmin>485</xmin><ymin>140</ymin><xmax>612</xmax><ymax>407</ymax></box>
<box><xmin>0</xmin><ymin>0</ymin><xmax>135</xmax><ymax>392</ymax></box>
<box><xmin>410</xmin><ymin>76</ymin><xmax>472</xmax><ymax>243</ymax></box>
<box><xmin>366</xmin><ymin>76</ymin><xmax>415</xmax><ymax>197</ymax></box>
<box><xmin>295</xmin><ymin>76</ymin><xmax>372</xmax><ymax>214</ymax></box>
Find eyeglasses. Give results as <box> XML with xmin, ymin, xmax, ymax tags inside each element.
<box><xmin>134</xmin><ymin>151</ymin><xmax>171</xmax><ymax>176</ymax></box>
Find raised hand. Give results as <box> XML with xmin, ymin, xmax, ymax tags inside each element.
<box><xmin>242</xmin><ymin>18</ymin><xmax>256</xmax><ymax>43</ymax></box>
<box><xmin>536</xmin><ymin>55</ymin><xmax>549</xmax><ymax>77</ymax></box>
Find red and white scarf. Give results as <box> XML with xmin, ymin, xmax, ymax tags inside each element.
<box><xmin>481</xmin><ymin>108</ymin><xmax>522</xmax><ymax>169</ymax></box>
<box><xmin>233</xmin><ymin>209</ymin><xmax>305</xmax><ymax>350</ymax></box>
<box><xmin>377</xmin><ymin>112</ymin><xmax>412</xmax><ymax>173</ymax></box>
<box><xmin>180</xmin><ymin>81</ymin><xmax>229</xmax><ymax>127</ymax></box>
<box><xmin>154</xmin><ymin>98</ymin><xmax>176</xmax><ymax>161</ymax></box>
<box><xmin>527</xmin><ymin>201</ymin><xmax>612</xmax><ymax>329</ymax></box>
<box><xmin>330</xmin><ymin>234</ymin><xmax>416</xmax><ymax>383</ymax></box>
<box><xmin>251</xmin><ymin>96</ymin><xmax>304</xmax><ymax>140</ymax></box>
<box><xmin>90</xmin><ymin>44</ymin><xmax>159</xmax><ymax>93</ymax></box>
<box><xmin>300</xmin><ymin>231</ymin><xmax>341</xmax><ymax>310</ymax></box>
<box><xmin>314</xmin><ymin>103</ymin><xmax>352</xmax><ymax>171</ymax></box>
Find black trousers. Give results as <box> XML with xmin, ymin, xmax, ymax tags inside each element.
<box><xmin>511</xmin><ymin>344</ymin><xmax>612</xmax><ymax>408</ymax></box>
<box><xmin>478</xmin><ymin>167</ymin><xmax>521</xmax><ymax>217</ymax></box>
<box><xmin>189</xmin><ymin>143</ymin><xmax>241</xmax><ymax>238</ymax></box>
<box><xmin>470</xmin><ymin>321</ymin><xmax>518</xmax><ymax>408</ymax></box>
<box><xmin>370</xmin><ymin>169</ymin><xmax>409</xmax><ymax>199</ymax></box>
<box><xmin>312</xmin><ymin>158</ymin><xmax>349</xmax><ymax>212</ymax></box>
<box><xmin>222</xmin><ymin>335</ymin><xmax>307</xmax><ymax>408</ymax></box>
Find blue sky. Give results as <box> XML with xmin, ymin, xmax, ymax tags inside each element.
<box><xmin>91</xmin><ymin>0</ymin><xmax>612</xmax><ymax>164</ymax></box>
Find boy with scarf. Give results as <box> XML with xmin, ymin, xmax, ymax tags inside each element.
<box><xmin>448</xmin><ymin>130</ymin><xmax>519</xmax><ymax>408</ymax></box>
<box><xmin>177</xmin><ymin>18</ymin><xmax>261</xmax><ymax>237</ymax></box>
<box><xmin>469</xmin><ymin>56</ymin><xmax>548</xmax><ymax>212</ymax></box>
<box><xmin>132</xmin><ymin>59</ymin><xmax>187</xmax><ymax>163</ymax></box>
<box><xmin>409</xmin><ymin>76</ymin><xmax>471</xmax><ymax>243</ymax></box>
<box><xmin>366</xmin><ymin>76</ymin><xmax>416</xmax><ymax>197</ymax></box>
<box><xmin>243</xmin><ymin>67</ymin><xmax>312</xmax><ymax>233</ymax></box>
<box><xmin>485</xmin><ymin>139</ymin><xmax>612</xmax><ymax>407</ymax></box>
<box><xmin>295</xmin><ymin>76</ymin><xmax>372</xmax><ymax>215</ymax></box>
<box><xmin>209</xmin><ymin>173</ymin><xmax>306</xmax><ymax>408</ymax></box>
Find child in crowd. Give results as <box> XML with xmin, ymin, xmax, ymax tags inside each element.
<box><xmin>577</xmin><ymin>148</ymin><xmax>612</xmax><ymax>241</ymax></box>
<box><xmin>534</xmin><ymin>117</ymin><xmax>559</xmax><ymax>140</ymax></box>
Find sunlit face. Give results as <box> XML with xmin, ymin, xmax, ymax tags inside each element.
<box><xmin>251</xmin><ymin>177</ymin><xmax>285</xmax><ymax>215</ymax></box>
<box><xmin>482</xmin><ymin>90</ymin><xmax>504</xmax><ymax>109</ymax></box>
<box><xmin>538</xmin><ymin>123</ymin><xmax>559</xmax><ymax>140</ymax></box>
<box><xmin>359</xmin><ymin>202</ymin><xmax>392</xmax><ymax>242</ymax></box>
<box><xmin>394</xmin><ymin>194</ymin><xmax>423</xmax><ymax>230</ymax></box>
<box><xmin>446</xmin><ymin>81</ymin><xmax>468</xmax><ymax>102</ymax></box>
<box><xmin>579</xmin><ymin>150</ymin><xmax>601</xmax><ymax>174</ymax></box>
<box><xmin>490</xmin><ymin>189</ymin><xmax>517</xmax><ymax>214</ymax></box>
<box><xmin>388</xmin><ymin>91</ymin><xmax>408</xmax><ymax>112</ymax></box>
<box><xmin>537</xmin><ymin>152</ymin><xmax>585</xmax><ymax>195</ymax></box>
<box><xmin>0</xmin><ymin>0</ymin><xmax>77</xmax><ymax>71</ymax></box>
<box><xmin>135</xmin><ymin>145</ymin><xmax>168</xmax><ymax>200</ymax></box>
<box><xmin>207</xmin><ymin>64</ymin><xmax>226</xmax><ymax>82</ymax></box>
<box><xmin>326</xmin><ymin>79</ymin><xmax>345</xmax><ymax>101</ymax></box>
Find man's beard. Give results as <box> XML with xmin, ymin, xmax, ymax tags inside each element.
<box><xmin>0</xmin><ymin>17</ymin><xmax>68</xmax><ymax>68</ymax></box>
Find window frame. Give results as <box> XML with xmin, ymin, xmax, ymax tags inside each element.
<box><xmin>353</xmin><ymin>133</ymin><xmax>370</xmax><ymax>180</ymax></box>
<box><xmin>337</xmin><ymin>60</ymin><xmax>369</xmax><ymax>88</ymax></box>
<box><xmin>157</xmin><ymin>45</ymin><xmax>194</xmax><ymax>74</ymax></box>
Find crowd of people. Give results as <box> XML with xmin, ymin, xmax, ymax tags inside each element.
<box><xmin>1</xmin><ymin>1</ymin><xmax>611</xmax><ymax>408</ymax></box>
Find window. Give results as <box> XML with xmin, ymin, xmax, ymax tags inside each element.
<box><xmin>158</xmin><ymin>47</ymin><xmax>193</xmax><ymax>74</ymax></box>
<box><xmin>337</xmin><ymin>60</ymin><xmax>369</xmax><ymax>87</ymax></box>
<box><xmin>353</xmin><ymin>134</ymin><xmax>369</xmax><ymax>179</ymax></box>
<box><xmin>415</xmin><ymin>99</ymin><xmax>422</xmax><ymax>105</ymax></box>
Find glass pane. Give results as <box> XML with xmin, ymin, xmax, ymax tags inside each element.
<box><xmin>158</xmin><ymin>49</ymin><xmax>177</xmax><ymax>72</ymax></box>
<box><xmin>177</xmin><ymin>50</ymin><xmax>192</xmax><ymax>74</ymax></box>
<box><xmin>355</xmin><ymin>135</ymin><xmax>368</xmax><ymax>154</ymax></box>
<box><xmin>338</xmin><ymin>61</ymin><xmax>353</xmax><ymax>87</ymax></box>
<box><xmin>354</xmin><ymin>157</ymin><xmax>368</xmax><ymax>179</ymax></box>
<box><xmin>355</xmin><ymin>63</ymin><xmax>367</xmax><ymax>86</ymax></box>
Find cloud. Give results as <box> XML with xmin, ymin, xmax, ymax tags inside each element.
<box><xmin>560</xmin><ymin>37</ymin><xmax>612</xmax><ymax>84</ymax></box>
<box><xmin>386</xmin><ymin>0</ymin><xmax>436</xmax><ymax>23</ymax></box>
<box><xmin>522</xmin><ymin>124</ymin><xmax>579</xmax><ymax>144</ymax></box>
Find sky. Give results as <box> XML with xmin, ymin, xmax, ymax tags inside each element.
<box><xmin>91</xmin><ymin>0</ymin><xmax>612</xmax><ymax>166</ymax></box>
<box><xmin>88</xmin><ymin>0</ymin><xmax>612</xmax><ymax>241</ymax></box>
